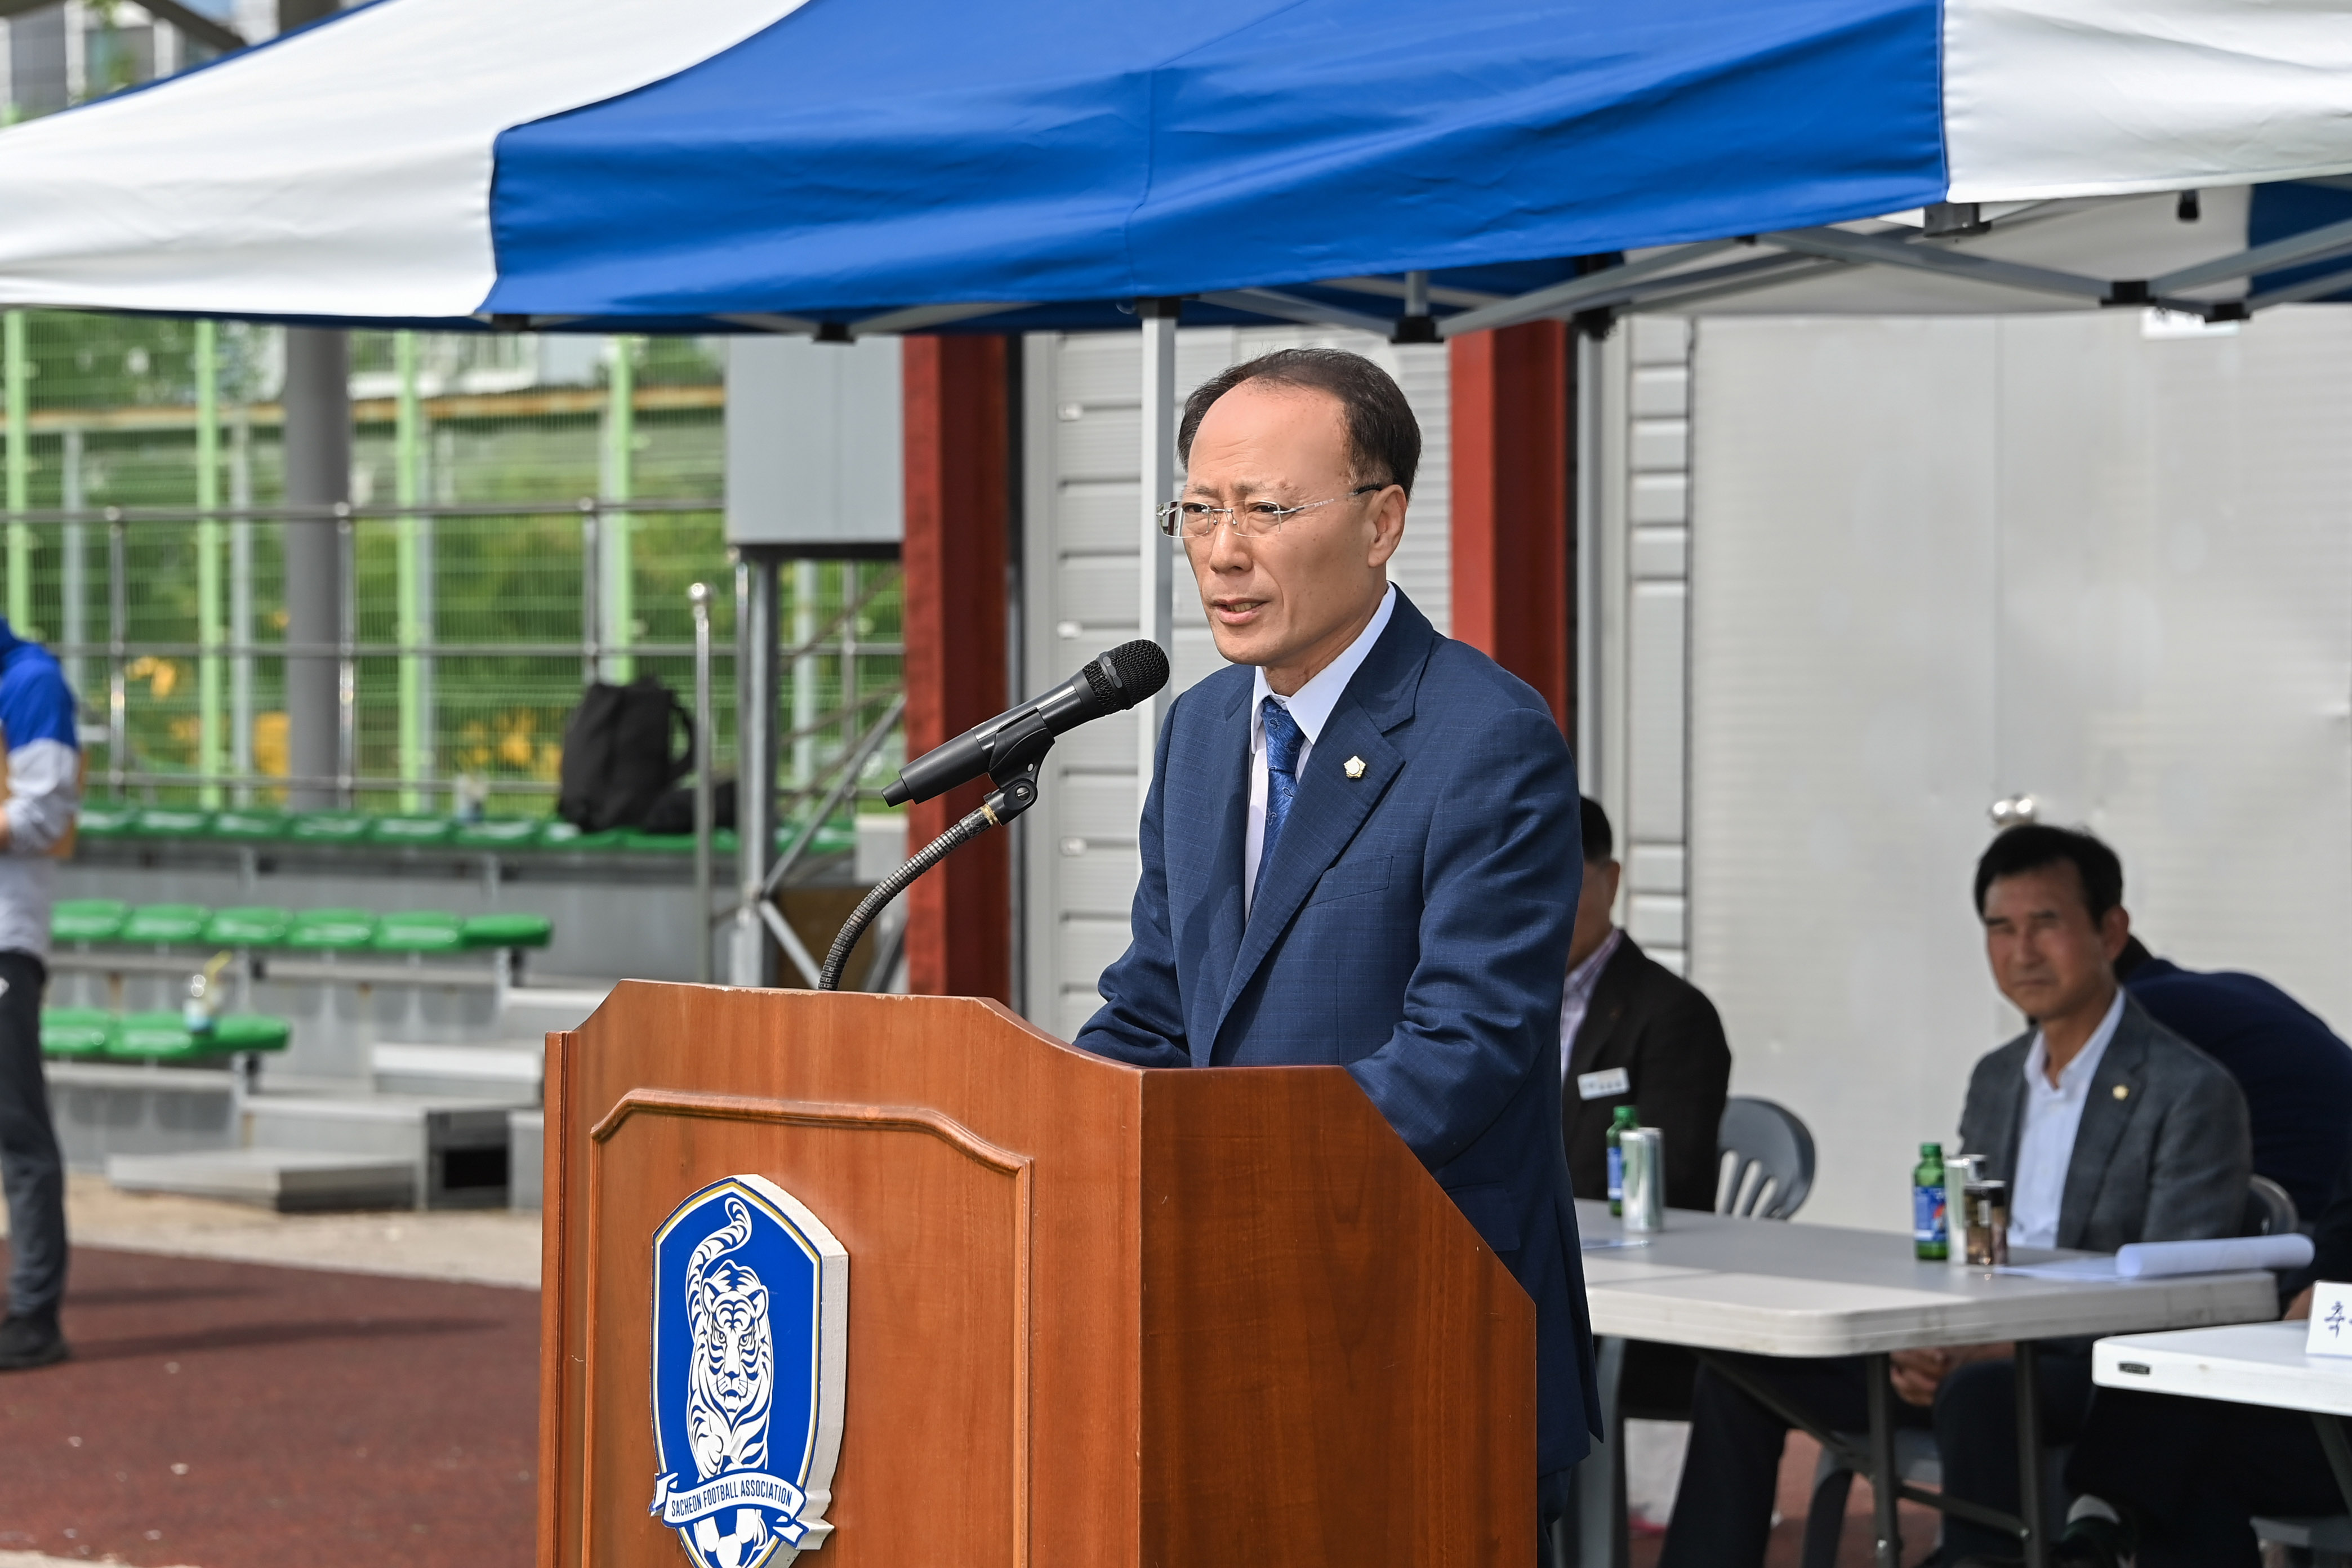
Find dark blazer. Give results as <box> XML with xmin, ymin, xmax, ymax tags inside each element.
<box><xmin>1565</xmin><ymin>936</ymin><xmax>1731</xmax><ymax>1212</ymax></box>
<box><xmin>1073</xmin><ymin>591</ymin><xmax>1598</xmax><ymax>1477</ymax></box>
<box><xmin>2124</xmin><ymin>956</ymin><xmax>2352</xmax><ymax>1219</ymax></box>
<box><xmin>1957</xmin><ymin>993</ymin><xmax>2251</xmax><ymax>1253</ymax></box>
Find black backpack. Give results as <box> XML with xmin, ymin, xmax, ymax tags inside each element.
<box><xmin>556</xmin><ymin>676</ymin><xmax>692</xmax><ymax>832</ymax></box>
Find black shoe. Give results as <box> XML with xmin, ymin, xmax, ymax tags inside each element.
<box><xmin>0</xmin><ymin>1311</ymin><xmax>68</xmax><ymax>1370</ymax></box>
<box><xmin>2052</xmin><ymin>1513</ymin><xmax>2132</xmax><ymax>1568</ymax></box>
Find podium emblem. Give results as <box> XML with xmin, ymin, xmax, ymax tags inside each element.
<box><xmin>650</xmin><ymin>1175</ymin><xmax>848</xmax><ymax>1567</ymax></box>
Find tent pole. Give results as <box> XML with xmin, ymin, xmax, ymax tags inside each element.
<box><xmin>195</xmin><ymin>318</ymin><xmax>222</xmax><ymax>807</ymax></box>
<box><xmin>281</xmin><ymin>326</ymin><xmax>349</xmax><ymax>810</ymax></box>
<box><xmin>394</xmin><ymin>329</ymin><xmax>426</xmax><ymax>811</ymax></box>
<box><xmin>229</xmin><ymin>408</ymin><xmax>253</xmax><ymax>804</ymax></box>
<box><xmin>732</xmin><ymin>547</ymin><xmax>781</xmax><ymax>986</ymax></box>
<box><xmin>3</xmin><ymin>310</ymin><xmax>28</xmax><ymax>639</ymax></box>
<box><xmin>599</xmin><ymin>336</ymin><xmax>635</xmax><ymax>683</ymax></box>
<box><xmin>1136</xmin><ymin>299</ymin><xmax>1179</xmax><ymax>818</ymax></box>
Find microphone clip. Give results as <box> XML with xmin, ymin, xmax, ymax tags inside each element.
<box><xmin>975</xmin><ymin>715</ymin><xmax>1054</xmax><ymax>827</ymax></box>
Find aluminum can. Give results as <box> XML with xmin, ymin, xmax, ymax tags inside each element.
<box><xmin>1620</xmin><ymin>1127</ymin><xmax>1666</xmax><ymax>1233</ymax></box>
<box><xmin>1963</xmin><ymin>1178</ymin><xmax>2010</xmax><ymax>1267</ymax></box>
<box><xmin>1945</xmin><ymin>1156</ymin><xmax>1985</xmax><ymax>1266</ymax></box>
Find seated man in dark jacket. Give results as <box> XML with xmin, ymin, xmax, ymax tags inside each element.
<box><xmin>1662</xmin><ymin>826</ymin><xmax>2249</xmax><ymax>1568</ymax></box>
<box><xmin>2118</xmin><ymin>938</ymin><xmax>2352</xmax><ymax>1220</ymax></box>
<box><xmin>1560</xmin><ymin>795</ymin><xmax>1731</xmax><ymax>1213</ymax></box>
<box><xmin>1998</xmin><ymin>1140</ymin><xmax>2352</xmax><ymax>1568</ymax></box>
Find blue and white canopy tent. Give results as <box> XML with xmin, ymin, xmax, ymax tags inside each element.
<box><xmin>0</xmin><ymin>0</ymin><xmax>2349</xmax><ymax>334</ymax></box>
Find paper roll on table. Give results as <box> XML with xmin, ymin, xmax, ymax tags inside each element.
<box><xmin>2114</xmin><ymin>1233</ymin><xmax>2314</xmax><ymax>1279</ymax></box>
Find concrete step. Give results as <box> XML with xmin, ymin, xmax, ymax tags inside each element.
<box><xmin>509</xmin><ymin>1109</ymin><xmax>544</xmax><ymax>1212</ymax></box>
<box><xmin>46</xmin><ymin>1059</ymin><xmax>242</xmax><ymax>1172</ymax></box>
<box><xmin>370</xmin><ymin>1041</ymin><xmax>542</xmax><ymax>1101</ymax></box>
<box><xmin>108</xmin><ymin>1148</ymin><xmax>417</xmax><ymax>1212</ymax></box>
<box><xmin>243</xmin><ymin>1093</ymin><xmax>522</xmax><ymax>1209</ymax></box>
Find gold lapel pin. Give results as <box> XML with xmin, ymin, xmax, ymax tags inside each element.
<box><xmin>1344</xmin><ymin>755</ymin><xmax>1367</xmax><ymax>779</ymax></box>
<box><xmin>2112</xmin><ymin>1084</ymin><xmax>2130</xmax><ymax>1101</ymax></box>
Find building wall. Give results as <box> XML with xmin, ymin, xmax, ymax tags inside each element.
<box><xmin>1018</xmin><ymin>327</ymin><xmax>1450</xmax><ymax>1038</ymax></box>
<box><xmin>1686</xmin><ymin>307</ymin><xmax>2352</xmax><ymax>1231</ymax></box>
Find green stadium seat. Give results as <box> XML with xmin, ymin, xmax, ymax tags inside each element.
<box><xmin>286</xmin><ymin>813</ymin><xmax>371</xmax><ymax>844</ymax></box>
<box><xmin>209</xmin><ymin>1014</ymin><xmax>291</xmax><ymax>1053</ymax></box>
<box><xmin>210</xmin><ymin>809</ymin><xmax>288</xmax><ymax>842</ymax></box>
<box><xmin>130</xmin><ymin>808</ymin><xmax>211</xmax><ymax>838</ymax></box>
<box><xmin>75</xmin><ymin>805</ymin><xmax>137</xmax><ymax>838</ymax></box>
<box><xmin>203</xmin><ymin>905</ymin><xmax>292</xmax><ymax>947</ymax></box>
<box><xmin>373</xmin><ymin>910</ymin><xmax>465</xmax><ymax>954</ymax></box>
<box><xmin>459</xmin><ymin>911</ymin><xmax>554</xmax><ymax>950</ymax></box>
<box><xmin>452</xmin><ymin>817</ymin><xmax>543</xmax><ymax>849</ymax></box>
<box><xmin>370</xmin><ymin>816</ymin><xmax>455</xmax><ymax>847</ymax></box>
<box><xmin>39</xmin><ymin>1007</ymin><xmax>114</xmax><ymax>1058</ymax></box>
<box><xmin>284</xmin><ymin>907</ymin><xmax>378</xmax><ymax>951</ymax></box>
<box><xmin>122</xmin><ymin>903</ymin><xmax>209</xmax><ymax>945</ymax></box>
<box><xmin>51</xmin><ymin>898</ymin><xmax>128</xmax><ymax>943</ymax></box>
<box><xmin>112</xmin><ymin>1011</ymin><xmax>206</xmax><ymax>1059</ymax></box>
<box><xmin>537</xmin><ymin>821</ymin><xmax>628</xmax><ymax>850</ymax></box>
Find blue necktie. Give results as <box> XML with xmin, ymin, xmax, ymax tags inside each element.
<box><xmin>1255</xmin><ymin>697</ymin><xmax>1305</xmax><ymax>907</ymax></box>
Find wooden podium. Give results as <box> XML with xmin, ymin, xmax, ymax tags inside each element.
<box><xmin>539</xmin><ymin>982</ymin><xmax>1533</xmax><ymax>1567</ymax></box>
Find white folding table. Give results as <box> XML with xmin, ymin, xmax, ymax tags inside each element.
<box><xmin>1574</xmin><ymin>1201</ymin><xmax>2276</xmax><ymax>1568</ymax></box>
<box><xmin>2091</xmin><ymin>1321</ymin><xmax>2352</xmax><ymax>1548</ymax></box>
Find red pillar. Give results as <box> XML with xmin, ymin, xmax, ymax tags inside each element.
<box><xmin>1449</xmin><ymin>322</ymin><xmax>1573</xmax><ymax>734</ymax></box>
<box><xmin>899</xmin><ymin>335</ymin><xmax>1012</xmax><ymax>1003</ymax></box>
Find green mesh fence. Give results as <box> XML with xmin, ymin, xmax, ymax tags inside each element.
<box><xmin>0</xmin><ymin>312</ymin><xmax>905</xmax><ymax>819</ymax></box>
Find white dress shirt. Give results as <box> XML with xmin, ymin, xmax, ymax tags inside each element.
<box><xmin>2008</xmin><ymin>988</ymin><xmax>2126</xmax><ymax>1250</ymax></box>
<box><xmin>1560</xmin><ymin>925</ymin><xmax>1625</xmax><ymax>1086</ymax></box>
<box><xmin>1244</xmin><ymin>583</ymin><xmax>1397</xmax><ymax>915</ymax></box>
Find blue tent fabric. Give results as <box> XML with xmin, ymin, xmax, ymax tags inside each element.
<box><xmin>485</xmin><ymin>0</ymin><xmax>1946</xmax><ymax>317</ymax></box>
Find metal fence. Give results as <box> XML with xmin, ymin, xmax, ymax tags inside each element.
<box><xmin>0</xmin><ymin>497</ymin><xmax>906</xmax><ymax>815</ymax></box>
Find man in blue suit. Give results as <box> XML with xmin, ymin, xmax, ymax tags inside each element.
<box><xmin>1072</xmin><ymin>348</ymin><xmax>1598</xmax><ymax>1554</ymax></box>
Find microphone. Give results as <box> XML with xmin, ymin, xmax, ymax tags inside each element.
<box><xmin>882</xmin><ymin>640</ymin><xmax>1170</xmax><ymax>807</ymax></box>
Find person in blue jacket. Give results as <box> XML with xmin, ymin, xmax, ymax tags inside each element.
<box><xmin>2117</xmin><ymin>937</ymin><xmax>2352</xmax><ymax>1220</ymax></box>
<box><xmin>1072</xmin><ymin>348</ymin><xmax>1596</xmax><ymax>1561</ymax></box>
<box><xmin>0</xmin><ymin>619</ymin><xmax>79</xmax><ymax>1370</ymax></box>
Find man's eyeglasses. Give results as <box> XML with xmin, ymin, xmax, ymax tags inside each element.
<box><xmin>1155</xmin><ymin>484</ymin><xmax>1388</xmax><ymax>540</ymax></box>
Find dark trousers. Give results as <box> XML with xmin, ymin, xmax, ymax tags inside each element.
<box><xmin>1658</xmin><ymin>1347</ymin><xmax>2093</xmax><ymax>1567</ymax></box>
<box><xmin>2066</xmin><ymin>1387</ymin><xmax>2344</xmax><ymax>1567</ymax></box>
<box><xmin>0</xmin><ymin>950</ymin><xmax>64</xmax><ymax>1320</ymax></box>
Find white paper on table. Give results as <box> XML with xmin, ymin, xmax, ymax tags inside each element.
<box><xmin>1995</xmin><ymin>1255</ymin><xmax>2119</xmax><ymax>1282</ymax></box>
<box><xmin>2307</xmin><ymin>1281</ymin><xmax>2352</xmax><ymax>1358</ymax></box>
<box><xmin>2118</xmin><ymin>1235</ymin><xmax>2313</xmax><ymax>1278</ymax></box>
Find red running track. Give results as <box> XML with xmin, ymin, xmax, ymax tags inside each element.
<box><xmin>0</xmin><ymin>1244</ymin><xmax>537</xmax><ymax>1568</ymax></box>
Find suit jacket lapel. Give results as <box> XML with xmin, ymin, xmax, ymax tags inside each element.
<box><xmin>1174</xmin><ymin>680</ymin><xmax>1252</xmax><ymax>1066</ymax></box>
<box><xmin>2057</xmin><ymin>1000</ymin><xmax>2149</xmax><ymax>1250</ymax></box>
<box><xmin>1568</xmin><ymin>939</ymin><xmax>1641</xmax><ymax>1079</ymax></box>
<box><xmin>1209</xmin><ymin>594</ymin><xmax>1436</xmax><ymax>1047</ymax></box>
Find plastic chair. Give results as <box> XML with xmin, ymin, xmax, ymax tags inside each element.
<box><xmin>1716</xmin><ymin>1096</ymin><xmax>1816</xmax><ymax>1218</ymax></box>
<box><xmin>121</xmin><ymin>903</ymin><xmax>209</xmax><ymax>945</ymax></box>
<box><xmin>39</xmin><ymin>1006</ymin><xmax>114</xmax><ymax>1057</ymax></box>
<box><xmin>373</xmin><ymin>910</ymin><xmax>466</xmax><ymax>955</ymax></box>
<box><xmin>203</xmin><ymin>906</ymin><xmax>292</xmax><ymax>948</ymax></box>
<box><xmin>285</xmin><ymin>813</ymin><xmax>372</xmax><ymax>845</ymax></box>
<box><xmin>285</xmin><ymin>907</ymin><xmax>380</xmax><ymax>951</ymax></box>
<box><xmin>369</xmin><ymin>816</ymin><xmax>455</xmax><ymax>848</ymax></box>
<box><xmin>209</xmin><ymin>809</ymin><xmax>288</xmax><ymax>843</ymax></box>
<box><xmin>460</xmin><ymin>912</ymin><xmax>553</xmax><ymax>950</ymax></box>
<box><xmin>50</xmin><ymin>898</ymin><xmax>128</xmax><ymax>944</ymax></box>
<box><xmin>2245</xmin><ymin>1174</ymin><xmax>2299</xmax><ymax>1237</ymax></box>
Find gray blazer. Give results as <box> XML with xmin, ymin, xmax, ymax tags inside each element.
<box><xmin>1958</xmin><ymin>992</ymin><xmax>2251</xmax><ymax>1253</ymax></box>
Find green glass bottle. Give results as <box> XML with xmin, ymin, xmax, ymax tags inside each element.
<box><xmin>1913</xmin><ymin>1142</ymin><xmax>1949</xmax><ymax>1260</ymax></box>
<box><xmin>1606</xmin><ymin>1105</ymin><xmax>1641</xmax><ymax>1217</ymax></box>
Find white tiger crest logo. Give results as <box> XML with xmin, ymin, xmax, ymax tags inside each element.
<box><xmin>686</xmin><ymin>1197</ymin><xmax>776</xmax><ymax>1481</ymax></box>
<box><xmin>651</xmin><ymin>1177</ymin><xmax>848</xmax><ymax>1568</ymax></box>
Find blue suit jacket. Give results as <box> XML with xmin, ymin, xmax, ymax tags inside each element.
<box><xmin>1073</xmin><ymin>591</ymin><xmax>1599</xmax><ymax>1477</ymax></box>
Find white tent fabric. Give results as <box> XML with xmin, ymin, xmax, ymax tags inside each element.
<box><xmin>0</xmin><ymin>0</ymin><xmax>802</xmax><ymax>319</ymax></box>
<box><xmin>1946</xmin><ymin>0</ymin><xmax>2352</xmax><ymax>201</ymax></box>
<box><xmin>0</xmin><ymin>0</ymin><xmax>2345</xmax><ymax>328</ymax></box>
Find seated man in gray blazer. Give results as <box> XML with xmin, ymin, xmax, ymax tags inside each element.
<box><xmin>1661</xmin><ymin>824</ymin><xmax>2250</xmax><ymax>1568</ymax></box>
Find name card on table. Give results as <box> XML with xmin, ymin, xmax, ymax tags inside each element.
<box><xmin>2307</xmin><ymin>1282</ymin><xmax>2352</xmax><ymax>1358</ymax></box>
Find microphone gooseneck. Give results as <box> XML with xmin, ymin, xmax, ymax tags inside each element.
<box><xmin>821</xmin><ymin>640</ymin><xmax>1170</xmax><ymax>991</ymax></box>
